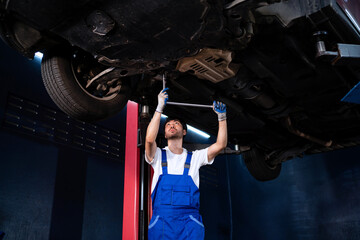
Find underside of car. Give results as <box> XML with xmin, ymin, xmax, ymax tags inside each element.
<box><xmin>1</xmin><ymin>0</ymin><xmax>360</xmax><ymax>180</ymax></box>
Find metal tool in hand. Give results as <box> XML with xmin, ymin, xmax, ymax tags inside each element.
<box><xmin>162</xmin><ymin>74</ymin><xmax>213</xmax><ymax>109</ymax></box>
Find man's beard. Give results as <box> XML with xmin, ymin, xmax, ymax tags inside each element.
<box><xmin>165</xmin><ymin>130</ymin><xmax>183</xmax><ymax>140</ymax></box>
<box><xmin>167</xmin><ymin>135</ymin><xmax>183</xmax><ymax>140</ymax></box>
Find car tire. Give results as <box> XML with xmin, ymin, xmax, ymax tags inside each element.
<box><xmin>41</xmin><ymin>48</ymin><xmax>131</xmax><ymax>121</ymax></box>
<box><xmin>243</xmin><ymin>148</ymin><xmax>281</xmax><ymax>181</ymax></box>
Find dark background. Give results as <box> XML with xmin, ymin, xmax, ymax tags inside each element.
<box><xmin>1</xmin><ymin>40</ymin><xmax>360</xmax><ymax>240</ymax></box>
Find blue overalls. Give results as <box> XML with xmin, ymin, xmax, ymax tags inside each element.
<box><xmin>148</xmin><ymin>149</ymin><xmax>205</xmax><ymax>240</ymax></box>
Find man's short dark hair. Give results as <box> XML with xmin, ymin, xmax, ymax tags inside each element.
<box><xmin>164</xmin><ymin>116</ymin><xmax>187</xmax><ymax>132</ymax></box>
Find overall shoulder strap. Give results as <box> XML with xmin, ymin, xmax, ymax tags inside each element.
<box><xmin>183</xmin><ymin>152</ymin><xmax>192</xmax><ymax>175</ymax></box>
<box><xmin>161</xmin><ymin>149</ymin><xmax>168</xmax><ymax>175</ymax></box>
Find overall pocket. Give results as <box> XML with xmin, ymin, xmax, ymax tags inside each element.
<box><xmin>148</xmin><ymin>215</ymin><xmax>160</xmax><ymax>230</ymax></box>
<box><xmin>187</xmin><ymin>215</ymin><xmax>205</xmax><ymax>239</ymax></box>
<box><xmin>148</xmin><ymin>215</ymin><xmax>164</xmax><ymax>240</ymax></box>
<box><xmin>172</xmin><ymin>185</ymin><xmax>191</xmax><ymax>206</ymax></box>
<box><xmin>189</xmin><ymin>215</ymin><xmax>204</xmax><ymax>228</ymax></box>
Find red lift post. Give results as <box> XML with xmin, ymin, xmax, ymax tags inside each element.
<box><xmin>122</xmin><ymin>101</ymin><xmax>153</xmax><ymax>240</ymax></box>
<box><xmin>122</xmin><ymin>101</ymin><xmax>140</xmax><ymax>240</ymax></box>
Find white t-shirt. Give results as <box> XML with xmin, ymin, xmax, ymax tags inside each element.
<box><xmin>145</xmin><ymin>147</ymin><xmax>214</xmax><ymax>193</ymax></box>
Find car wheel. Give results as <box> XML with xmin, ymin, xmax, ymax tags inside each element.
<box><xmin>41</xmin><ymin>47</ymin><xmax>131</xmax><ymax>121</ymax></box>
<box><xmin>243</xmin><ymin>148</ymin><xmax>281</xmax><ymax>181</ymax></box>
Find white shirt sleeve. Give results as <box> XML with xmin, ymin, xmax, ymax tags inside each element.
<box><xmin>145</xmin><ymin>147</ymin><xmax>161</xmax><ymax>165</ymax></box>
<box><xmin>187</xmin><ymin>147</ymin><xmax>214</xmax><ymax>188</ymax></box>
<box><xmin>192</xmin><ymin>147</ymin><xmax>214</xmax><ymax>166</ymax></box>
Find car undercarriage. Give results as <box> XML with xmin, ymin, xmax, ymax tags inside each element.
<box><xmin>1</xmin><ymin>0</ymin><xmax>360</xmax><ymax>180</ymax></box>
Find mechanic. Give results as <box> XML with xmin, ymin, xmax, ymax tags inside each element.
<box><xmin>145</xmin><ymin>88</ymin><xmax>228</xmax><ymax>239</ymax></box>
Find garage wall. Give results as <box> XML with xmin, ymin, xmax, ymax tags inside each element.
<box><xmin>0</xmin><ymin>132</ymin><xmax>57</xmax><ymax>240</ymax></box>
<box><xmin>0</xmin><ymin>41</ymin><xmax>126</xmax><ymax>240</ymax></box>
<box><xmin>226</xmin><ymin>146</ymin><xmax>360</xmax><ymax>240</ymax></box>
<box><xmin>81</xmin><ymin>156</ymin><xmax>124</xmax><ymax>240</ymax></box>
<box><xmin>200</xmin><ymin>158</ymin><xmax>232</xmax><ymax>239</ymax></box>
<box><xmin>0</xmin><ymin>132</ymin><xmax>125</xmax><ymax>240</ymax></box>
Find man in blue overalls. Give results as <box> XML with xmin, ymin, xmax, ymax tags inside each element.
<box><xmin>145</xmin><ymin>88</ymin><xmax>228</xmax><ymax>239</ymax></box>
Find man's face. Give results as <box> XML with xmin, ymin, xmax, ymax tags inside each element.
<box><xmin>164</xmin><ymin>120</ymin><xmax>186</xmax><ymax>139</ymax></box>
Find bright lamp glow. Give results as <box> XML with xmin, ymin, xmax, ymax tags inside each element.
<box><xmin>34</xmin><ymin>52</ymin><xmax>43</xmax><ymax>61</ymax></box>
<box><xmin>186</xmin><ymin>125</ymin><xmax>210</xmax><ymax>138</ymax></box>
<box><xmin>345</xmin><ymin>9</ymin><xmax>360</xmax><ymax>32</ymax></box>
<box><xmin>161</xmin><ymin>114</ymin><xmax>210</xmax><ymax>138</ymax></box>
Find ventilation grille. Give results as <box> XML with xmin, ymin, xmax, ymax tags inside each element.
<box><xmin>189</xmin><ymin>63</ymin><xmax>208</xmax><ymax>74</ymax></box>
<box><xmin>2</xmin><ymin>94</ymin><xmax>122</xmax><ymax>160</ymax></box>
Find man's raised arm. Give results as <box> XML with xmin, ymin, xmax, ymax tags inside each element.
<box><xmin>145</xmin><ymin>88</ymin><xmax>168</xmax><ymax>162</ymax></box>
<box><xmin>208</xmin><ymin>101</ymin><xmax>228</xmax><ymax>161</ymax></box>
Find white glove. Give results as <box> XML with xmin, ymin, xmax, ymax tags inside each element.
<box><xmin>213</xmin><ymin>101</ymin><xmax>227</xmax><ymax>121</ymax></box>
<box><xmin>156</xmin><ymin>88</ymin><xmax>169</xmax><ymax>113</ymax></box>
